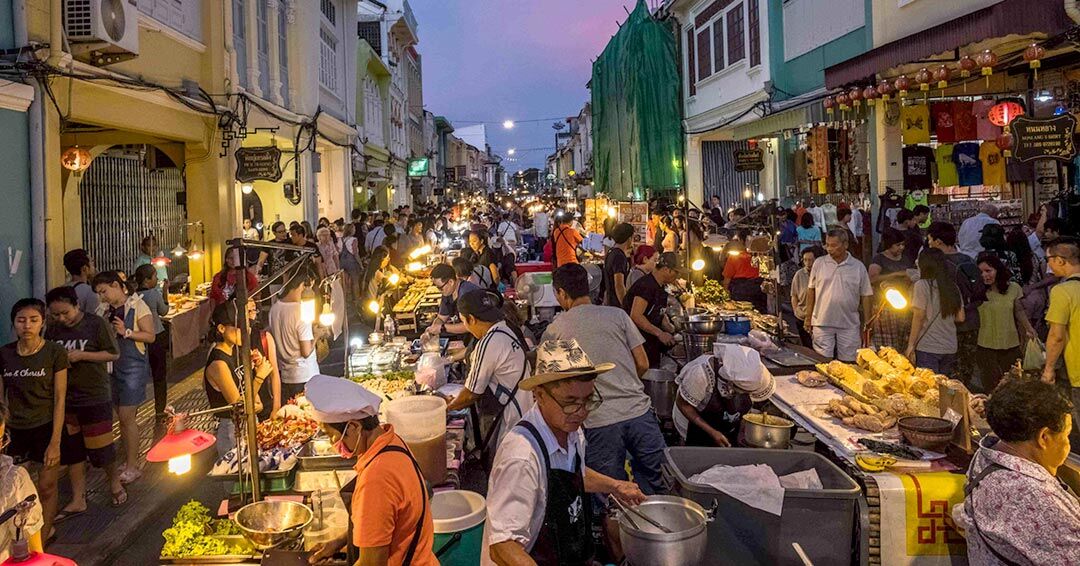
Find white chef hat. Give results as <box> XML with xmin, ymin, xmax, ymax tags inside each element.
<box><xmin>717</xmin><ymin>345</ymin><xmax>775</xmax><ymax>402</ymax></box>
<box><xmin>304</xmin><ymin>374</ymin><xmax>382</xmax><ymax>423</ymax></box>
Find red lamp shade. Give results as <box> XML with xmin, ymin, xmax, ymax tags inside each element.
<box><xmin>1023</xmin><ymin>43</ymin><xmax>1045</xmax><ymax>68</ymax></box>
<box><xmin>147</xmin><ymin>428</ymin><xmax>217</xmax><ymax>462</ymax></box>
<box><xmin>876</xmin><ymin>79</ymin><xmax>895</xmax><ymax>99</ymax></box>
<box><xmin>894</xmin><ymin>75</ymin><xmax>911</xmax><ymax>96</ymax></box>
<box><xmin>823</xmin><ymin>96</ymin><xmax>836</xmax><ymax>112</ymax></box>
<box><xmin>914</xmin><ymin>67</ymin><xmax>932</xmax><ymax>90</ymax></box>
<box><xmin>1</xmin><ymin>552</ymin><xmax>78</xmax><ymax>566</ymax></box>
<box><xmin>975</xmin><ymin>50</ymin><xmax>998</xmax><ymax>75</ymax></box>
<box><xmin>958</xmin><ymin>55</ymin><xmax>977</xmax><ymax>77</ymax></box>
<box><xmin>862</xmin><ymin>86</ymin><xmax>879</xmax><ymax>101</ymax></box>
<box><xmin>848</xmin><ymin>87</ymin><xmax>863</xmax><ymax>103</ymax></box>
<box><xmin>836</xmin><ymin>93</ymin><xmax>850</xmax><ymax>109</ymax></box>
<box><xmin>988</xmin><ymin>102</ymin><xmax>1024</xmax><ymax>127</ymax></box>
<box><xmin>933</xmin><ymin>65</ymin><xmax>951</xmax><ymax>88</ymax></box>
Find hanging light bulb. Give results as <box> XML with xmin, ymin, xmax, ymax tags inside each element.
<box><xmin>756</xmin><ymin>192</ymin><xmax>765</xmax><ymax>202</ymax></box>
<box><xmin>743</xmin><ymin>187</ymin><xmax>753</xmax><ymax>199</ymax></box>
<box><xmin>171</xmin><ymin>244</ymin><xmax>187</xmax><ymax>257</ymax></box>
<box><xmin>241</xmin><ymin>183</ymin><xmax>254</xmax><ymax>195</ymax></box>
<box><xmin>300</xmin><ymin>288</ymin><xmax>317</xmax><ymax>324</ymax></box>
<box><xmin>61</xmin><ymin>146</ymin><xmax>93</xmax><ymax>172</ymax></box>
<box><xmin>186</xmin><ymin>244</ymin><xmax>203</xmax><ymax>261</ymax></box>
<box><xmin>406</xmin><ymin>261</ymin><xmax>424</xmax><ymax>272</ymax></box>
<box><xmin>168</xmin><ymin>453</ymin><xmax>192</xmax><ymax>475</ymax></box>
<box><xmin>387</xmin><ymin>272</ymin><xmax>401</xmax><ymax>286</ymax></box>
<box><xmin>318</xmin><ymin>303</ymin><xmax>336</xmax><ymax>327</ymax></box>
<box><xmin>885</xmin><ymin>288</ymin><xmax>908</xmax><ymax>310</ymax></box>
<box><xmin>366</xmin><ymin>300</ymin><xmax>381</xmax><ymax>315</ymax></box>
<box><xmin>691</xmin><ymin>259</ymin><xmax>705</xmax><ymax>272</ymax></box>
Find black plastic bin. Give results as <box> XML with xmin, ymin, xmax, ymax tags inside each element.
<box><xmin>663</xmin><ymin>447</ymin><xmax>861</xmax><ymax>565</ymax></box>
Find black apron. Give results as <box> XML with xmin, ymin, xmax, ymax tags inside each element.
<box><xmin>516</xmin><ymin>420</ymin><xmax>593</xmax><ymax>566</ymax></box>
<box><xmin>358</xmin><ymin>443</ymin><xmax>429</xmax><ymax>566</ymax></box>
<box><xmin>469</xmin><ymin>328</ymin><xmax>529</xmax><ymax>467</ymax></box>
<box><xmin>684</xmin><ymin>358</ymin><xmax>751</xmax><ymax>447</ymax></box>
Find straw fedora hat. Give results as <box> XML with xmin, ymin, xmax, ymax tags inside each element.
<box><xmin>519</xmin><ymin>339</ymin><xmax>616</xmax><ymax>391</ymax></box>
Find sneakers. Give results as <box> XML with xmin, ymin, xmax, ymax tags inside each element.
<box><xmin>118</xmin><ymin>465</ymin><xmax>142</xmax><ymax>485</ymax></box>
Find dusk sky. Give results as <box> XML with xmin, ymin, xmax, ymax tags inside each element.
<box><xmin>411</xmin><ymin>0</ymin><xmax>648</xmax><ymax>171</ymax></box>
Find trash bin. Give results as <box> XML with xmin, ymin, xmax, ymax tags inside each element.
<box><xmin>432</xmin><ymin>490</ymin><xmax>486</xmax><ymax>566</ymax></box>
<box><xmin>663</xmin><ymin>447</ymin><xmax>861</xmax><ymax>565</ymax></box>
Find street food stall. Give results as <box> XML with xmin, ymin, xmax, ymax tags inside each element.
<box><xmin>163</xmin><ymin>293</ymin><xmax>213</xmax><ymax>359</ymax></box>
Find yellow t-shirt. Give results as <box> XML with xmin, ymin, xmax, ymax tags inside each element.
<box><xmin>1045</xmin><ymin>277</ymin><xmax>1080</xmax><ymax>386</ymax></box>
<box><xmin>901</xmin><ymin>104</ymin><xmax>931</xmax><ymax>145</ymax></box>
<box><xmin>979</xmin><ymin>142</ymin><xmax>1006</xmax><ymax>187</ymax></box>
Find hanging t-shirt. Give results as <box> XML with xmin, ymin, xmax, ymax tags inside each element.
<box><xmin>935</xmin><ymin>144</ymin><xmax>959</xmax><ymax>187</ymax></box>
<box><xmin>905</xmin><ymin>192</ymin><xmax>932</xmax><ymax>229</ymax></box>
<box><xmin>972</xmin><ymin>99</ymin><xmax>1002</xmax><ymax>141</ymax></box>
<box><xmin>953</xmin><ymin>142</ymin><xmax>983</xmax><ymax>186</ymax></box>
<box><xmin>901</xmin><ymin>104</ymin><xmax>931</xmax><ymax>144</ymax></box>
<box><xmin>952</xmin><ymin>101</ymin><xmax>978</xmax><ymax>141</ymax></box>
<box><xmin>902</xmin><ymin>145</ymin><xmax>935</xmax><ymax>191</ymax></box>
<box><xmin>931</xmin><ymin>102</ymin><xmax>956</xmax><ymax>143</ymax></box>
<box><xmin>980</xmin><ymin>141</ymin><xmax>1006</xmax><ymax>187</ymax></box>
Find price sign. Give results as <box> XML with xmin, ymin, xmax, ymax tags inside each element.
<box><xmin>734</xmin><ymin>148</ymin><xmax>765</xmax><ymax>172</ymax></box>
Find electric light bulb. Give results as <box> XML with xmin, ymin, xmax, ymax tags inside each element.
<box><xmin>300</xmin><ymin>289</ymin><xmax>317</xmax><ymax>323</ymax></box>
<box><xmin>319</xmin><ymin>303</ymin><xmax>336</xmax><ymax>327</ymax></box>
<box><xmin>406</xmin><ymin>262</ymin><xmax>424</xmax><ymax>272</ymax></box>
<box><xmin>367</xmin><ymin>300</ymin><xmax>381</xmax><ymax>314</ymax></box>
<box><xmin>691</xmin><ymin>259</ymin><xmax>705</xmax><ymax>271</ymax></box>
<box><xmin>168</xmin><ymin>454</ymin><xmax>192</xmax><ymax>475</ymax></box>
<box><xmin>388</xmin><ymin>273</ymin><xmax>401</xmax><ymax>286</ymax></box>
<box><xmin>241</xmin><ymin>183</ymin><xmax>253</xmax><ymax>195</ymax></box>
<box><xmin>885</xmin><ymin>288</ymin><xmax>908</xmax><ymax>310</ymax></box>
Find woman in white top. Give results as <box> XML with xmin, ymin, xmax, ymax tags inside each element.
<box><xmin>905</xmin><ymin>248</ymin><xmax>965</xmax><ymax>375</ymax></box>
<box><xmin>0</xmin><ymin>401</ymin><xmax>45</xmax><ymax>561</ymax></box>
<box><xmin>315</xmin><ymin>227</ymin><xmax>341</xmax><ymax>275</ymax></box>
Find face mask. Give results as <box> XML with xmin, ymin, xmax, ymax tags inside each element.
<box><xmin>334</xmin><ymin>422</ymin><xmax>359</xmax><ymax>459</ymax></box>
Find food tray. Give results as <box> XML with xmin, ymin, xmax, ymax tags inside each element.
<box><xmin>764</xmin><ymin>349</ymin><xmax>818</xmax><ymax>368</ymax></box>
<box><xmin>209</xmin><ymin>456</ymin><xmax>298</xmax><ymax>481</ymax></box>
<box><xmin>161</xmin><ymin>536</ymin><xmax>259</xmax><ymax>564</ymax></box>
<box><xmin>298</xmin><ymin>441</ymin><xmax>356</xmax><ymax>471</ymax></box>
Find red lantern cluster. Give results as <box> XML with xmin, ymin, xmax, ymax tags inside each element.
<box><xmin>988</xmin><ymin>101</ymin><xmax>1024</xmax><ymax>127</ymax></box>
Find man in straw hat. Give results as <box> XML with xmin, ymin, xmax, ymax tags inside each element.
<box><xmin>484</xmin><ymin>340</ymin><xmax>646</xmax><ymax>566</ymax></box>
<box><xmin>305</xmin><ymin>375</ymin><xmax>438</xmax><ymax>566</ymax></box>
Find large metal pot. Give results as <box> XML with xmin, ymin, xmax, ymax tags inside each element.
<box><xmin>685</xmin><ymin>314</ymin><xmax>723</xmax><ymax>335</ymax></box>
<box><xmin>741</xmin><ymin>413</ymin><xmax>794</xmax><ymax>449</ymax></box>
<box><xmin>234</xmin><ymin>500</ymin><xmax>313</xmax><ymax>550</ymax></box>
<box><xmin>618</xmin><ymin>495</ymin><xmax>710</xmax><ymax>566</ymax></box>
<box><xmin>642</xmin><ymin>369</ymin><xmax>677</xmax><ymax>420</ymax></box>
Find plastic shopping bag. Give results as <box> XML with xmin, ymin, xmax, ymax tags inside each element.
<box><xmin>1022</xmin><ymin>337</ymin><xmax>1046</xmax><ymax>371</ymax></box>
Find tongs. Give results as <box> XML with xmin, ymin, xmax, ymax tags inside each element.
<box><xmin>608</xmin><ymin>495</ymin><xmax>672</xmax><ymax>534</ymax></box>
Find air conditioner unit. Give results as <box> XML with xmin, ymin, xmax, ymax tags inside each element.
<box><xmin>64</xmin><ymin>0</ymin><xmax>139</xmax><ymax>66</ymax></box>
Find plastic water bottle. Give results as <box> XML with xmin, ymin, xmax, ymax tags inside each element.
<box><xmin>384</xmin><ymin>315</ymin><xmax>396</xmax><ymax>339</ymax></box>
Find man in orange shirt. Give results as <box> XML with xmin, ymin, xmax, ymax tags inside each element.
<box><xmin>306</xmin><ymin>375</ymin><xmax>437</xmax><ymax>566</ymax></box>
<box><xmin>722</xmin><ymin>243</ymin><xmax>766</xmax><ymax>312</ymax></box>
<box><xmin>552</xmin><ymin>214</ymin><xmax>583</xmax><ymax>268</ymax></box>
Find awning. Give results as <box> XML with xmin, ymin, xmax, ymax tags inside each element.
<box><xmin>824</xmin><ymin>0</ymin><xmax>1072</xmax><ymax>89</ymax></box>
<box><xmin>731</xmin><ymin>89</ymin><xmax>829</xmax><ymax>140</ymax></box>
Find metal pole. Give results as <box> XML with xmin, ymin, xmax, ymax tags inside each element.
<box><xmin>233</xmin><ymin>239</ymin><xmax>261</xmax><ymax>502</ymax></box>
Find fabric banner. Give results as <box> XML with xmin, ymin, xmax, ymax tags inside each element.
<box><xmin>875</xmin><ymin>471</ymin><xmax>969</xmax><ymax>565</ymax></box>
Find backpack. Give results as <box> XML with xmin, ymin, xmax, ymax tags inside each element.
<box><xmin>948</xmin><ymin>255</ymin><xmax>985</xmax><ymax>332</ymax></box>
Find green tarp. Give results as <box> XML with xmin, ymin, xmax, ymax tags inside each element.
<box><xmin>591</xmin><ymin>0</ymin><xmax>683</xmax><ymax>201</ymax></box>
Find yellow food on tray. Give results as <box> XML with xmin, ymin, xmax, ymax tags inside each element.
<box><xmin>868</xmin><ymin>360</ymin><xmax>896</xmax><ymax>379</ymax></box>
<box><xmin>856</xmin><ymin>348</ymin><xmax>881</xmax><ymax>369</ymax></box>
<box><xmin>878</xmin><ymin>347</ymin><xmax>914</xmax><ymax>372</ymax></box>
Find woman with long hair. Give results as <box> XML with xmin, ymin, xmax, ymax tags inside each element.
<box><xmin>245</xmin><ymin>300</ymin><xmax>281</xmax><ymax>420</ymax></box>
<box><xmin>133</xmin><ymin>265</ymin><xmax>170</xmax><ymax>419</ymax></box>
<box><xmin>796</xmin><ymin>213</ymin><xmax>823</xmax><ymax>253</ymax></box>
<box><xmin>1005</xmin><ymin>227</ymin><xmax>1039</xmax><ymax>286</ymax></box>
<box><xmin>339</xmin><ymin>224</ymin><xmax>363</xmax><ymax>306</ymax></box>
<box><xmin>204</xmin><ymin>301</ymin><xmax>266</xmax><ymax>456</ymax></box>
<box><xmin>210</xmin><ymin>247</ymin><xmax>259</xmax><ymax>305</ymax></box>
<box><xmin>361</xmin><ymin>246</ymin><xmax>392</xmax><ymax>310</ymax></box>
<box><xmin>315</xmin><ymin>227</ymin><xmax>342</xmax><ymax>276</ymax></box>
<box><xmin>905</xmin><ymin>248</ymin><xmax>965</xmax><ymax>373</ymax></box>
<box><xmin>868</xmin><ymin>229</ymin><xmax>914</xmax><ymax>349</ymax></box>
<box><xmin>979</xmin><ymin>224</ymin><xmax>1022</xmax><ymax>285</ymax></box>
<box><xmin>628</xmin><ymin>245</ymin><xmax>659</xmax><ymax>289</ymax></box>
<box><xmin>1</xmin><ymin>299</ymin><xmax>68</xmax><ymax>542</ymax></box>
<box><xmin>975</xmin><ymin>254</ymin><xmax>1036</xmax><ymax>392</ymax></box>
<box><xmin>91</xmin><ymin>271</ymin><xmax>155</xmax><ymax>485</ymax></box>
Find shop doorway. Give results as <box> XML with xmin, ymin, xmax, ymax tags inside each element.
<box><xmin>78</xmin><ymin>146</ymin><xmax>187</xmax><ymax>274</ymax></box>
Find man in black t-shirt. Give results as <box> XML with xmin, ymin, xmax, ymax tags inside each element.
<box><xmin>288</xmin><ymin>224</ymin><xmax>325</xmax><ymax>281</ymax></box>
<box><xmin>623</xmin><ymin>252</ymin><xmax>685</xmax><ymax>367</ymax></box>
<box><xmin>604</xmin><ymin>223</ymin><xmax>635</xmax><ymax>307</ymax></box>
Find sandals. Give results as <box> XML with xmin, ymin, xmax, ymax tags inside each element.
<box><xmin>53</xmin><ymin>507</ymin><xmax>86</xmax><ymax>524</ymax></box>
<box><xmin>111</xmin><ymin>488</ymin><xmax>128</xmax><ymax>507</ymax></box>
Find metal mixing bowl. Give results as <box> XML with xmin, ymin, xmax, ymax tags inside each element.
<box><xmin>234</xmin><ymin>500</ymin><xmax>313</xmax><ymax>550</ymax></box>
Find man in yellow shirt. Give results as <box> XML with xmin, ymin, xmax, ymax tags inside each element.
<box><xmin>1043</xmin><ymin>239</ymin><xmax>1080</xmax><ymax>413</ymax></box>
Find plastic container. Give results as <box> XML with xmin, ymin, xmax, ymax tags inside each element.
<box><xmin>723</xmin><ymin>315</ymin><xmax>752</xmax><ymax>335</ymax></box>
<box><xmin>663</xmin><ymin>447</ymin><xmax>861</xmax><ymax>565</ymax></box>
<box><xmin>431</xmin><ymin>490</ymin><xmax>487</xmax><ymax>566</ymax></box>
<box><xmin>383</xmin><ymin>396</ymin><xmax>448</xmax><ymax>485</ymax></box>
<box><xmin>305</xmin><ymin>489</ymin><xmax>349</xmax><ymax>551</ymax></box>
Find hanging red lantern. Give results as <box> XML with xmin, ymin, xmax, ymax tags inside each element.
<box><xmin>988</xmin><ymin>101</ymin><xmax>1024</xmax><ymax>127</ymax></box>
<box><xmin>996</xmin><ymin>132</ymin><xmax>1014</xmax><ymax>157</ymax></box>
<box><xmin>823</xmin><ymin>96</ymin><xmax>836</xmax><ymax>115</ymax></box>
<box><xmin>877</xmin><ymin>79</ymin><xmax>895</xmax><ymax>101</ymax></box>
<box><xmin>836</xmin><ymin>92</ymin><xmax>850</xmax><ymax>111</ymax></box>
<box><xmin>915</xmin><ymin>67</ymin><xmax>932</xmax><ymax>91</ymax></box>
<box><xmin>932</xmin><ymin>65</ymin><xmax>951</xmax><ymax>89</ymax></box>
<box><xmin>975</xmin><ymin>50</ymin><xmax>998</xmax><ymax>76</ymax></box>
<box><xmin>958</xmin><ymin>55</ymin><xmax>977</xmax><ymax>78</ymax></box>
<box><xmin>1023</xmin><ymin>42</ymin><xmax>1046</xmax><ymax>79</ymax></box>
<box><xmin>894</xmin><ymin>75</ymin><xmax>911</xmax><ymax>98</ymax></box>
<box><xmin>863</xmin><ymin>85</ymin><xmax>880</xmax><ymax>106</ymax></box>
<box><xmin>848</xmin><ymin>87</ymin><xmax>863</xmax><ymax>108</ymax></box>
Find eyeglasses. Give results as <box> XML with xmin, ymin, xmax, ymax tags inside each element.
<box><xmin>547</xmin><ymin>388</ymin><xmax>604</xmax><ymax>415</ymax></box>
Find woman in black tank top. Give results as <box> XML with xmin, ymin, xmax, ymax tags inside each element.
<box><xmin>204</xmin><ymin>301</ymin><xmax>258</xmax><ymax>457</ymax></box>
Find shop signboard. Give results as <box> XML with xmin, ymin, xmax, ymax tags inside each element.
<box><xmin>235</xmin><ymin>146</ymin><xmax>283</xmax><ymax>182</ymax></box>
<box><xmin>733</xmin><ymin>148</ymin><xmax>765</xmax><ymax>172</ymax></box>
<box><xmin>408</xmin><ymin>157</ymin><xmax>430</xmax><ymax>177</ymax></box>
<box><xmin>618</xmin><ymin>201</ymin><xmax>648</xmax><ymax>244</ymax></box>
<box><xmin>1009</xmin><ymin>114</ymin><xmax>1078</xmax><ymax>162</ymax></box>
<box><xmin>445</xmin><ymin>168</ymin><xmax>457</xmax><ymax>182</ymax></box>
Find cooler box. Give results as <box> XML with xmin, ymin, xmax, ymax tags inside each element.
<box><xmin>663</xmin><ymin>447</ymin><xmax>861</xmax><ymax>565</ymax></box>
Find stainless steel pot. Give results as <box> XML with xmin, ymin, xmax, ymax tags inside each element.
<box><xmin>642</xmin><ymin>369</ymin><xmax>677</xmax><ymax>420</ymax></box>
<box><xmin>741</xmin><ymin>413</ymin><xmax>794</xmax><ymax>448</ymax></box>
<box><xmin>685</xmin><ymin>314</ymin><xmax>723</xmax><ymax>335</ymax></box>
<box><xmin>618</xmin><ymin>495</ymin><xmax>710</xmax><ymax>566</ymax></box>
<box><xmin>234</xmin><ymin>500</ymin><xmax>313</xmax><ymax>550</ymax></box>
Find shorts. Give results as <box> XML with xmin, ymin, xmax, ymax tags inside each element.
<box><xmin>60</xmin><ymin>402</ymin><xmax>117</xmax><ymax>468</ymax></box>
<box><xmin>8</xmin><ymin>421</ymin><xmax>54</xmax><ymax>464</ymax></box>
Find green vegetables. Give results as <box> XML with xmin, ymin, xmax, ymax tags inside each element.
<box><xmin>696</xmin><ymin>278</ymin><xmax>730</xmax><ymax>305</ymax></box>
<box><xmin>349</xmin><ymin>370</ymin><xmax>415</xmax><ymax>383</ymax></box>
<box><xmin>161</xmin><ymin>500</ymin><xmax>246</xmax><ymax>558</ymax></box>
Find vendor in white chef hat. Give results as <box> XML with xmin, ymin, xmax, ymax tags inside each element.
<box><xmin>674</xmin><ymin>344</ymin><xmax>775</xmax><ymax>447</ymax></box>
<box><xmin>305</xmin><ymin>375</ymin><xmax>438</xmax><ymax>566</ymax></box>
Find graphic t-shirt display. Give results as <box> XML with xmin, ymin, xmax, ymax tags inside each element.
<box><xmin>952</xmin><ymin>101</ymin><xmax>978</xmax><ymax>141</ymax></box>
<box><xmin>972</xmin><ymin>99</ymin><xmax>1002</xmax><ymax>141</ymax></box>
<box><xmin>902</xmin><ymin>145</ymin><xmax>935</xmax><ymax>191</ymax></box>
<box><xmin>979</xmin><ymin>141</ymin><xmax>1006</xmax><ymax>187</ymax></box>
<box><xmin>901</xmin><ymin>104</ymin><xmax>931</xmax><ymax>144</ymax></box>
<box><xmin>953</xmin><ymin>142</ymin><xmax>983</xmax><ymax>186</ymax></box>
<box><xmin>45</xmin><ymin>313</ymin><xmax>117</xmax><ymax>407</ymax></box>
<box><xmin>935</xmin><ymin>144</ymin><xmax>959</xmax><ymax>187</ymax></box>
<box><xmin>931</xmin><ymin>102</ymin><xmax>956</xmax><ymax>143</ymax></box>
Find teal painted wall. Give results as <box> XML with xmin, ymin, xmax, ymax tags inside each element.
<box><xmin>767</xmin><ymin>0</ymin><xmax>872</xmax><ymax>100</ymax></box>
<box><xmin>0</xmin><ymin>0</ymin><xmax>13</xmax><ymax>49</ymax></box>
<box><xmin>0</xmin><ymin>108</ymin><xmax>32</xmax><ymax>345</ymax></box>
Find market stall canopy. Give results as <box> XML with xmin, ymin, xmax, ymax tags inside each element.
<box><xmin>824</xmin><ymin>0</ymin><xmax>1071</xmax><ymax>89</ymax></box>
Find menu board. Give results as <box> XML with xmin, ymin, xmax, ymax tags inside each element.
<box><xmin>618</xmin><ymin>201</ymin><xmax>648</xmax><ymax>244</ymax></box>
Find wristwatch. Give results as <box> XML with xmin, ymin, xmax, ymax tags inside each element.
<box><xmin>124</xmin><ymin>328</ymin><xmax>133</xmax><ymax>339</ymax></box>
